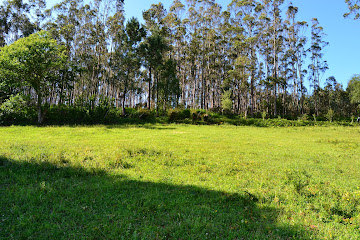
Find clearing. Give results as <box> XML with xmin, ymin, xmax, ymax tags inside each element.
<box><xmin>1</xmin><ymin>125</ymin><xmax>360</xmax><ymax>239</ymax></box>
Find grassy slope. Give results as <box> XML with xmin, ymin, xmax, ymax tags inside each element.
<box><xmin>1</xmin><ymin>124</ymin><xmax>360</xmax><ymax>239</ymax></box>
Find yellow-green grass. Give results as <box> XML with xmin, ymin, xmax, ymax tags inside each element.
<box><xmin>1</xmin><ymin>124</ymin><xmax>360</xmax><ymax>239</ymax></box>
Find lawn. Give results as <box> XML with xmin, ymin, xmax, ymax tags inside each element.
<box><xmin>1</xmin><ymin>124</ymin><xmax>360</xmax><ymax>239</ymax></box>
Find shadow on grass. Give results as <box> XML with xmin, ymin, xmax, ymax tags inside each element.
<box><xmin>1</xmin><ymin>157</ymin><xmax>309</xmax><ymax>239</ymax></box>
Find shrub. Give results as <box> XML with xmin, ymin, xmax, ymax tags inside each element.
<box><xmin>168</xmin><ymin>108</ymin><xmax>191</xmax><ymax>122</ymax></box>
<box><xmin>298</xmin><ymin>114</ymin><xmax>308</xmax><ymax>121</ymax></box>
<box><xmin>45</xmin><ymin>105</ymin><xmax>85</xmax><ymax>125</ymax></box>
<box><xmin>325</xmin><ymin>109</ymin><xmax>335</xmax><ymax>123</ymax></box>
<box><xmin>221</xmin><ymin>90</ymin><xmax>232</xmax><ymax>113</ymax></box>
<box><xmin>44</xmin><ymin>103</ymin><xmax>121</xmax><ymax>125</ymax></box>
<box><xmin>130</xmin><ymin>108</ymin><xmax>155</xmax><ymax>121</ymax></box>
<box><xmin>191</xmin><ymin>109</ymin><xmax>208</xmax><ymax>123</ymax></box>
<box><xmin>0</xmin><ymin>94</ymin><xmax>36</xmax><ymax>125</ymax></box>
<box><xmin>312</xmin><ymin>114</ymin><xmax>317</xmax><ymax>122</ymax></box>
<box><xmin>261</xmin><ymin>111</ymin><xmax>267</xmax><ymax>121</ymax></box>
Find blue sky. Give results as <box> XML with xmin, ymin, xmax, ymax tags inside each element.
<box><xmin>124</xmin><ymin>0</ymin><xmax>359</xmax><ymax>88</ymax></box>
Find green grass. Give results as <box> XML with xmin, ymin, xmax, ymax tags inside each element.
<box><xmin>1</xmin><ymin>124</ymin><xmax>360</xmax><ymax>239</ymax></box>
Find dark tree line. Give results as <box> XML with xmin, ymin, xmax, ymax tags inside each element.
<box><xmin>0</xmin><ymin>0</ymin><xmax>359</xmax><ymax>124</ymax></box>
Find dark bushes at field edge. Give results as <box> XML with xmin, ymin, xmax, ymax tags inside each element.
<box><xmin>0</xmin><ymin>96</ymin><xmax>357</xmax><ymax>127</ymax></box>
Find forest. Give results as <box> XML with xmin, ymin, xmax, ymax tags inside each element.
<box><xmin>0</xmin><ymin>0</ymin><xmax>359</xmax><ymax>124</ymax></box>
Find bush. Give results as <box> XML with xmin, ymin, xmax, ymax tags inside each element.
<box><xmin>45</xmin><ymin>105</ymin><xmax>87</xmax><ymax>125</ymax></box>
<box><xmin>298</xmin><ymin>114</ymin><xmax>308</xmax><ymax>121</ymax></box>
<box><xmin>129</xmin><ymin>108</ymin><xmax>155</xmax><ymax>121</ymax></box>
<box><xmin>221</xmin><ymin>90</ymin><xmax>232</xmax><ymax>113</ymax></box>
<box><xmin>190</xmin><ymin>109</ymin><xmax>213</xmax><ymax>124</ymax></box>
<box><xmin>0</xmin><ymin>94</ymin><xmax>36</xmax><ymax>125</ymax></box>
<box><xmin>168</xmin><ymin>108</ymin><xmax>191</xmax><ymax>122</ymax></box>
<box><xmin>44</xmin><ymin>103</ymin><xmax>122</xmax><ymax>125</ymax></box>
<box><xmin>325</xmin><ymin>109</ymin><xmax>335</xmax><ymax>123</ymax></box>
<box><xmin>261</xmin><ymin>111</ymin><xmax>267</xmax><ymax>120</ymax></box>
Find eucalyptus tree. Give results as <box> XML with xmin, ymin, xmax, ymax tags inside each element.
<box><xmin>227</xmin><ymin>0</ymin><xmax>249</xmax><ymax>115</ymax></box>
<box><xmin>44</xmin><ymin>0</ymin><xmax>85</xmax><ymax>105</ymax></box>
<box><xmin>107</xmin><ymin>6</ymin><xmax>125</xmax><ymax>107</ymax></box>
<box><xmin>142</xmin><ymin>3</ymin><xmax>170</xmax><ymax>110</ymax></box>
<box><xmin>295</xmin><ymin>22</ymin><xmax>308</xmax><ymax>114</ymax></box>
<box><xmin>0</xmin><ymin>3</ymin><xmax>10</xmax><ymax>47</ymax></box>
<box><xmin>268</xmin><ymin>0</ymin><xmax>285</xmax><ymax>116</ymax></box>
<box><xmin>183</xmin><ymin>0</ymin><xmax>222</xmax><ymax>109</ymax></box>
<box><xmin>283</xmin><ymin>4</ymin><xmax>299</xmax><ymax>113</ymax></box>
<box><xmin>255</xmin><ymin>0</ymin><xmax>274</xmax><ymax>115</ymax></box>
<box><xmin>183</xmin><ymin>0</ymin><xmax>201</xmax><ymax>108</ymax></box>
<box><xmin>212</xmin><ymin>10</ymin><xmax>232</xmax><ymax>110</ymax></box>
<box><xmin>45</xmin><ymin>0</ymin><xmax>83</xmax><ymax>57</ymax></box>
<box><xmin>165</xmin><ymin>0</ymin><xmax>187</xmax><ymax>105</ymax></box>
<box><xmin>81</xmin><ymin>0</ymin><xmax>110</xmax><ymax>100</ymax></box>
<box><xmin>344</xmin><ymin>0</ymin><xmax>360</xmax><ymax>19</ymax></box>
<box><xmin>199</xmin><ymin>1</ymin><xmax>222</xmax><ymax>110</ymax></box>
<box><xmin>119</xmin><ymin>17</ymin><xmax>146</xmax><ymax>115</ymax></box>
<box><xmin>282</xmin><ymin>4</ymin><xmax>308</xmax><ymax>115</ymax></box>
<box><xmin>308</xmin><ymin>18</ymin><xmax>328</xmax><ymax>115</ymax></box>
<box><xmin>93</xmin><ymin>0</ymin><xmax>124</xmax><ymax>102</ymax></box>
<box><xmin>229</xmin><ymin>0</ymin><xmax>262</xmax><ymax>116</ymax></box>
<box><xmin>29</xmin><ymin>0</ymin><xmax>46</xmax><ymax>30</ymax></box>
<box><xmin>347</xmin><ymin>74</ymin><xmax>360</xmax><ymax>107</ymax></box>
<box><xmin>0</xmin><ymin>0</ymin><xmax>37</xmax><ymax>45</ymax></box>
<box><xmin>321</xmin><ymin>76</ymin><xmax>349</xmax><ymax>116</ymax></box>
<box><xmin>158</xmin><ymin>58</ymin><xmax>180</xmax><ymax>110</ymax></box>
<box><xmin>46</xmin><ymin>0</ymin><xmax>124</xmax><ymax>105</ymax></box>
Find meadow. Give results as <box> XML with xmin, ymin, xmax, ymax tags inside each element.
<box><xmin>1</xmin><ymin>124</ymin><xmax>360</xmax><ymax>239</ymax></box>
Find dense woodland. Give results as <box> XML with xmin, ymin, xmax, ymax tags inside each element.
<box><xmin>0</xmin><ymin>0</ymin><xmax>359</xmax><ymax>124</ymax></box>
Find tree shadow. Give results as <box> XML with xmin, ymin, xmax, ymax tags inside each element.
<box><xmin>1</xmin><ymin>156</ymin><xmax>309</xmax><ymax>239</ymax></box>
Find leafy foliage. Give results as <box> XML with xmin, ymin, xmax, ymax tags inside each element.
<box><xmin>344</xmin><ymin>0</ymin><xmax>360</xmax><ymax>19</ymax></box>
<box><xmin>0</xmin><ymin>30</ymin><xmax>67</xmax><ymax>123</ymax></box>
<box><xmin>0</xmin><ymin>0</ymin><xmax>357</xmax><ymax>125</ymax></box>
<box><xmin>0</xmin><ymin>94</ymin><xmax>36</xmax><ymax>125</ymax></box>
<box><xmin>347</xmin><ymin>74</ymin><xmax>360</xmax><ymax>105</ymax></box>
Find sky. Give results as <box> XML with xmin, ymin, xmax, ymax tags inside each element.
<box><xmin>123</xmin><ymin>0</ymin><xmax>360</xmax><ymax>88</ymax></box>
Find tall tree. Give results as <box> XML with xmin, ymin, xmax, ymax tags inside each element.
<box><xmin>0</xmin><ymin>0</ymin><xmax>37</xmax><ymax>44</ymax></box>
<box><xmin>166</xmin><ymin>0</ymin><xmax>187</xmax><ymax>106</ymax></box>
<box><xmin>308</xmin><ymin>18</ymin><xmax>328</xmax><ymax>116</ymax></box>
<box><xmin>120</xmin><ymin>17</ymin><xmax>146</xmax><ymax>115</ymax></box>
<box><xmin>347</xmin><ymin>74</ymin><xmax>360</xmax><ymax>106</ymax></box>
<box><xmin>142</xmin><ymin>3</ymin><xmax>170</xmax><ymax>110</ymax></box>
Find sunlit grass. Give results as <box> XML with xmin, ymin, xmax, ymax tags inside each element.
<box><xmin>1</xmin><ymin>124</ymin><xmax>360</xmax><ymax>239</ymax></box>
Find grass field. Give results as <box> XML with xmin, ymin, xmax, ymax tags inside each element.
<box><xmin>1</xmin><ymin>124</ymin><xmax>360</xmax><ymax>239</ymax></box>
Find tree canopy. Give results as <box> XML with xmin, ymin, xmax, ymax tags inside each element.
<box><xmin>347</xmin><ymin>74</ymin><xmax>360</xmax><ymax>105</ymax></box>
<box><xmin>0</xmin><ymin>30</ymin><xmax>66</xmax><ymax>123</ymax></box>
<box><xmin>0</xmin><ymin>0</ymin><xmax>358</xmax><ymax>125</ymax></box>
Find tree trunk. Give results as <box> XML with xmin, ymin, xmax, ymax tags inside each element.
<box><xmin>122</xmin><ymin>87</ymin><xmax>127</xmax><ymax>116</ymax></box>
<box><xmin>148</xmin><ymin>67</ymin><xmax>152</xmax><ymax>109</ymax></box>
<box><xmin>37</xmin><ymin>93</ymin><xmax>43</xmax><ymax>125</ymax></box>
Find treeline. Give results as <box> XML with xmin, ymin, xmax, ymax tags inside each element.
<box><xmin>0</xmin><ymin>0</ymin><xmax>359</xmax><ymax>125</ymax></box>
